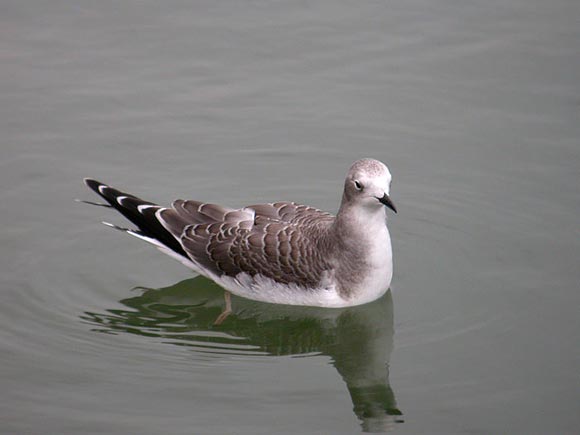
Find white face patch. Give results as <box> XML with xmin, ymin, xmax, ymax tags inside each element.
<box><xmin>350</xmin><ymin>162</ymin><xmax>392</xmax><ymax>206</ymax></box>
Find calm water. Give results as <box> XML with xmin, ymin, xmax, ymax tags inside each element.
<box><xmin>1</xmin><ymin>1</ymin><xmax>579</xmax><ymax>433</ymax></box>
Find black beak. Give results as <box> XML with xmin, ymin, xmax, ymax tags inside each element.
<box><xmin>378</xmin><ymin>193</ymin><xmax>397</xmax><ymax>213</ymax></box>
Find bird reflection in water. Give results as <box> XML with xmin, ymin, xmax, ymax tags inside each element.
<box><xmin>81</xmin><ymin>276</ymin><xmax>403</xmax><ymax>432</ymax></box>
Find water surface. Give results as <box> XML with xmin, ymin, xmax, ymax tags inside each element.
<box><xmin>1</xmin><ymin>0</ymin><xmax>579</xmax><ymax>433</ymax></box>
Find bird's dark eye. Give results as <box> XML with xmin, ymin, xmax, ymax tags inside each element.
<box><xmin>354</xmin><ymin>180</ymin><xmax>363</xmax><ymax>190</ymax></box>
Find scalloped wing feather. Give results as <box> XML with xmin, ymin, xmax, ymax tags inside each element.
<box><xmin>157</xmin><ymin>201</ymin><xmax>335</xmax><ymax>288</ymax></box>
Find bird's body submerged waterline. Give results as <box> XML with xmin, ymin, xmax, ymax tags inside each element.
<box><xmin>82</xmin><ymin>158</ymin><xmax>397</xmax><ymax>308</ymax></box>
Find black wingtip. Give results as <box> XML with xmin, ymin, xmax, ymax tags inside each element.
<box><xmin>83</xmin><ymin>178</ymin><xmax>104</xmax><ymax>193</ymax></box>
<box><xmin>81</xmin><ymin>177</ymin><xmax>189</xmax><ymax>259</ymax></box>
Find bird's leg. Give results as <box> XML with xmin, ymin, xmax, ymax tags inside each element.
<box><xmin>214</xmin><ymin>291</ymin><xmax>232</xmax><ymax>326</ymax></box>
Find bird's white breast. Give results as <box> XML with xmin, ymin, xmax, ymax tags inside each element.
<box><xmin>347</xmin><ymin>209</ymin><xmax>393</xmax><ymax>305</ymax></box>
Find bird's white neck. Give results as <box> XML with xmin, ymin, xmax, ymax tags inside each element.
<box><xmin>330</xmin><ymin>204</ymin><xmax>393</xmax><ymax>303</ymax></box>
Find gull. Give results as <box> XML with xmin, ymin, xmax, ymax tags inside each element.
<box><xmin>81</xmin><ymin>158</ymin><xmax>397</xmax><ymax>321</ymax></box>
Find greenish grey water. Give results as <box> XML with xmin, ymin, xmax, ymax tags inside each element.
<box><xmin>83</xmin><ymin>278</ymin><xmax>401</xmax><ymax>432</ymax></box>
<box><xmin>1</xmin><ymin>1</ymin><xmax>579</xmax><ymax>434</ymax></box>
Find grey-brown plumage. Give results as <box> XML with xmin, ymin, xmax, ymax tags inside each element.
<box><xmin>82</xmin><ymin>158</ymin><xmax>397</xmax><ymax>307</ymax></box>
<box><xmin>160</xmin><ymin>200</ymin><xmax>335</xmax><ymax>288</ymax></box>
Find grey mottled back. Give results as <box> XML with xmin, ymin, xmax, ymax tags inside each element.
<box><xmin>159</xmin><ymin>200</ymin><xmax>336</xmax><ymax>287</ymax></box>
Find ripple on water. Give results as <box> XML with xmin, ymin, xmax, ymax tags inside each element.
<box><xmin>77</xmin><ymin>276</ymin><xmax>404</xmax><ymax>430</ymax></box>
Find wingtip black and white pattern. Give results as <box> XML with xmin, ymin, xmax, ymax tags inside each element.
<box><xmin>83</xmin><ymin>178</ymin><xmax>188</xmax><ymax>259</ymax></box>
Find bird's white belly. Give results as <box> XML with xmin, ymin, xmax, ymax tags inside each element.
<box><xmin>215</xmin><ymin>272</ymin><xmax>347</xmax><ymax>307</ymax></box>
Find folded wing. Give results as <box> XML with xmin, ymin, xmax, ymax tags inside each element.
<box><xmin>158</xmin><ymin>201</ymin><xmax>335</xmax><ymax>287</ymax></box>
